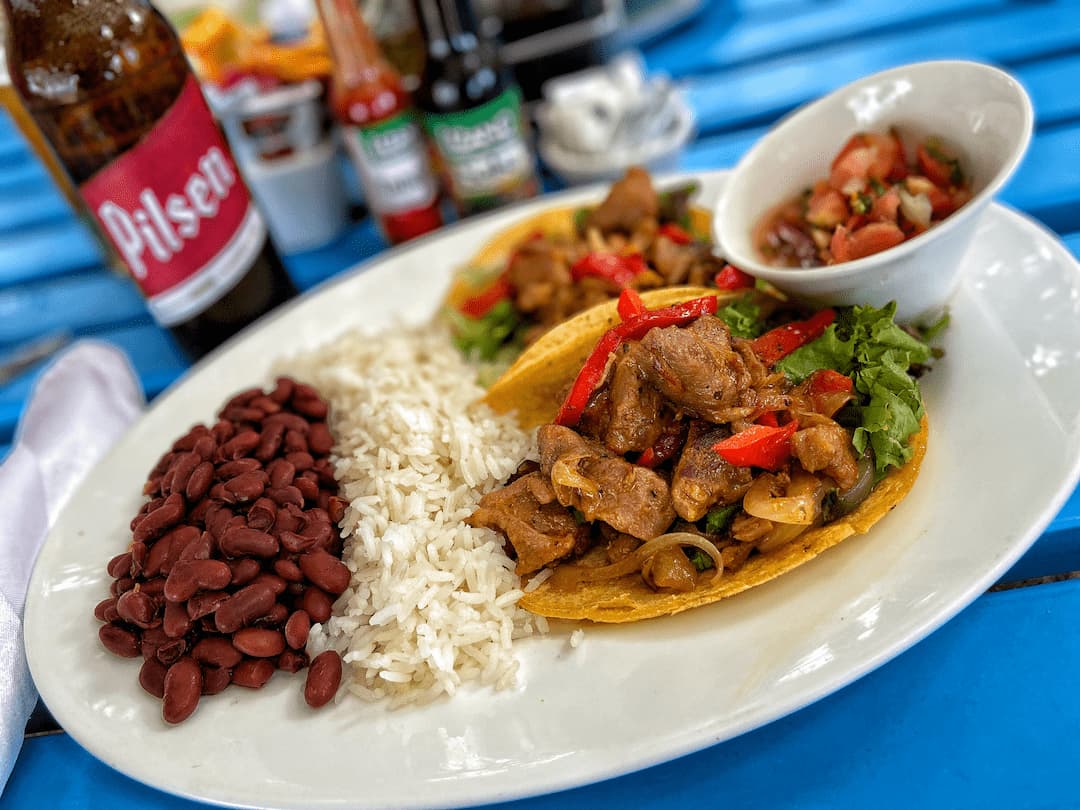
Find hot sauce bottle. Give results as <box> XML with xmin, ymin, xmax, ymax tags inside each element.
<box><xmin>410</xmin><ymin>0</ymin><xmax>539</xmax><ymax>218</ymax></box>
<box><xmin>315</xmin><ymin>0</ymin><xmax>443</xmax><ymax>244</ymax></box>
<box><xmin>1</xmin><ymin>0</ymin><xmax>297</xmax><ymax>359</ymax></box>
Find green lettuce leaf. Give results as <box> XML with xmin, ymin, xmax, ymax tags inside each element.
<box><xmin>445</xmin><ymin>299</ymin><xmax>521</xmax><ymax>363</ymax></box>
<box><xmin>716</xmin><ymin>297</ymin><xmax>765</xmax><ymax>339</ymax></box>
<box><xmin>776</xmin><ymin>302</ymin><xmax>933</xmax><ymax>475</ymax></box>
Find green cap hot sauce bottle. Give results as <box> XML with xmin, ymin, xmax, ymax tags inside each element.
<box><xmin>410</xmin><ymin>0</ymin><xmax>540</xmax><ymax>218</ymax></box>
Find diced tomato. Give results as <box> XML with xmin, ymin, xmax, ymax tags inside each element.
<box><xmin>658</xmin><ymin>223</ymin><xmax>694</xmax><ymax>245</ymax></box>
<box><xmin>458</xmin><ymin>272</ymin><xmax>511</xmax><ymax>318</ymax></box>
<box><xmin>829</xmin><ymin>133</ymin><xmax>899</xmax><ymax>194</ymax></box>
<box><xmin>830</xmin><ymin>222</ymin><xmax>905</xmax><ymax>263</ymax></box>
<box><xmin>806</xmin><ymin>186</ymin><xmax>849</xmax><ymax>228</ymax></box>
<box><xmin>713</xmin><ymin>264</ymin><xmax>755</xmax><ymax>290</ymax></box>
<box><xmin>713</xmin><ymin>420</ymin><xmax>799</xmax><ymax>471</ymax></box>
<box><xmin>917</xmin><ymin>143</ymin><xmax>957</xmax><ymax>188</ymax></box>
<box><xmin>617</xmin><ymin>287</ymin><xmax>646</xmax><ymax>321</ymax></box>
<box><xmin>750</xmin><ymin>308</ymin><xmax>836</xmax><ymax>365</ymax></box>
<box><xmin>844</xmin><ymin>213</ymin><xmax>868</xmax><ymax>232</ymax></box>
<box><xmin>870</xmin><ymin>187</ymin><xmax>901</xmax><ymax>223</ymax></box>
<box><xmin>808</xmin><ymin>369</ymin><xmax>854</xmax><ymax>395</ymax></box>
<box><xmin>887</xmin><ymin>130</ymin><xmax>909</xmax><ymax>181</ymax></box>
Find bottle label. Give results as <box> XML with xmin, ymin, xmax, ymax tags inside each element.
<box><xmin>79</xmin><ymin>75</ymin><xmax>266</xmax><ymax>327</ymax></box>
<box><xmin>423</xmin><ymin>88</ymin><xmax>533</xmax><ymax>203</ymax></box>
<box><xmin>342</xmin><ymin>112</ymin><xmax>439</xmax><ymax>215</ymax></box>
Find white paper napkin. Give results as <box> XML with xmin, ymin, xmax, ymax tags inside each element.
<box><xmin>0</xmin><ymin>341</ymin><xmax>144</xmax><ymax>791</ymax></box>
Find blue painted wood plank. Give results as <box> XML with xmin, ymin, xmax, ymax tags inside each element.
<box><xmin>643</xmin><ymin>2</ymin><xmax>1080</xmax><ymax>83</ymax></box>
<box><xmin>0</xmin><ymin>158</ymin><xmax>48</xmax><ymax>193</ymax></box>
<box><xmin>0</xmin><ymin>185</ymin><xmax>73</xmax><ymax>235</ymax></box>
<box><xmin>284</xmin><ymin>217</ymin><xmax>386</xmax><ymax>292</ymax></box>
<box><xmin>0</xmin><ymin>268</ymin><xmax>150</xmax><ymax>346</ymax></box>
<box><xmin>0</xmin><ymin>219</ymin><xmax>103</xmax><ymax>284</ymax></box>
<box><xmin>651</xmin><ymin>0</ymin><xmax>1010</xmax><ymax>73</ymax></box>
<box><xmin>685</xmin><ymin>52</ymin><xmax>1080</xmax><ymax>139</ymax></box>
<box><xmin>11</xmin><ymin>577</ymin><xmax>1080</xmax><ymax>809</ymax></box>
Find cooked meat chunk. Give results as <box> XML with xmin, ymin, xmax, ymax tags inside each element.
<box><xmin>606</xmin><ymin>532</ymin><xmax>640</xmax><ymax>563</ymax></box>
<box><xmin>720</xmin><ymin>541</ymin><xmax>753</xmax><ymax>572</ymax></box>
<box><xmin>587</xmin><ymin>166</ymin><xmax>659</xmax><ymax>234</ymax></box>
<box><xmin>468</xmin><ymin>472</ymin><xmax>585</xmax><ymax>575</ymax></box>
<box><xmin>604</xmin><ymin>348</ymin><xmax>663</xmax><ymax>454</ymax></box>
<box><xmin>643</xmin><ymin>546</ymin><xmax>696</xmax><ymax>592</ymax></box>
<box><xmin>730</xmin><ymin>512</ymin><xmax>773</xmax><ymax>543</ymax></box>
<box><xmin>538</xmin><ymin>424</ymin><xmax>675</xmax><ymax>540</ymax></box>
<box><xmin>629</xmin><ymin>317</ymin><xmax>765</xmax><ymax>423</ymax></box>
<box><xmin>651</xmin><ymin>234</ymin><xmax>695</xmax><ymax>285</ymax></box>
<box><xmin>791</xmin><ymin>420</ymin><xmax>859</xmax><ymax>490</ymax></box>
<box><xmin>671</xmin><ymin>421</ymin><xmax>753</xmax><ymax>521</ymax></box>
<box><xmin>577</xmin><ymin>386</ymin><xmax>612</xmax><ymax>443</ymax></box>
<box><xmin>508</xmin><ymin>238</ymin><xmax>571</xmax><ymax>314</ymax></box>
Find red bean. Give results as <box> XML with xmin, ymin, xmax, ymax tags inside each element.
<box><xmin>299</xmin><ymin>549</ymin><xmax>351</xmax><ymax>596</ymax></box>
<box><xmin>219</xmin><ymin>526</ymin><xmax>278</xmax><ymax>558</ymax></box>
<box><xmin>99</xmin><ymin>624</ymin><xmax>140</xmax><ymax>658</ymax></box>
<box><xmin>277</xmin><ymin>650</ymin><xmax>308</xmax><ymax>673</ymax></box>
<box><xmin>273</xmin><ymin>558</ymin><xmax>304</xmax><ymax>582</ymax></box>
<box><xmin>94</xmin><ymin>597</ymin><xmax>117</xmax><ymax>622</ymax></box>
<box><xmin>292</xmin><ymin>395</ymin><xmax>328</xmax><ymax>420</ymax></box>
<box><xmin>229</xmin><ymin>557</ymin><xmax>262</xmax><ymax>586</ymax></box>
<box><xmin>307</xmin><ymin>422</ymin><xmax>334</xmax><ymax>456</ymax></box>
<box><xmin>221</xmin><ymin>431</ymin><xmax>260</xmax><ymax>460</ymax></box>
<box><xmin>300</xmin><ymin>587</ymin><xmax>333</xmax><ymax>624</ymax></box>
<box><xmin>133</xmin><ymin>493</ymin><xmax>184</xmax><ymax>542</ymax></box>
<box><xmin>163</xmin><ymin>600</ymin><xmax>193</xmax><ymax>639</ymax></box>
<box><xmin>247</xmin><ymin>497</ymin><xmax>277</xmax><ymax>531</ymax></box>
<box><xmin>139</xmin><ymin>658</ymin><xmax>168</xmax><ymax>699</ymax></box>
<box><xmin>327</xmin><ymin>496</ymin><xmax>347</xmax><ymax>525</ymax></box>
<box><xmin>186</xmin><ymin>590</ymin><xmax>229</xmax><ymax>620</ymax></box>
<box><xmin>185</xmin><ymin>461</ymin><xmax>215</xmax><ymax>501</ymax></box>
<box><xmin>192</xmin><ymin>637</ymin><xmax>243</xmax><ymax>669</ymax></box>
<box><xmin>284</xmin><ymin>610</ymin><xmax>310</xmax><ymax>650</ymax></box>
<box><xmin>215</xmin><ymin>583</ymin><xmax>277</xmax><ymax>634</ymax></box>
<box><xmin>266</xmin><ymin>458</ymin><xmax>295</xmax><ymax>489</ymax></box>
<box><xmin>201</xmin><ymin>666</ymin><xmax>232</xmax><ymax>695</ymax></box>
<box><xmin>155</xmin><ymin>638</ymin><xmax>187</xmax><ymax>666</ymax></box>
<box><xmin>140</xmin><ymin>626</ymin><xmax>168</xmax><ymax>662</ymax></box>
<box><xmin>232</xmin><ymin>628</ymin><xmax>286</xmax><ymax>658</ymax></box>
<box><xmin>232</xmin><ymin>658</ymin><xmax>275</xmax><ymax>689</ymax></box>
<box><xmin>106</xmin><ymin>552</ymin><xmax>132</xmax><ymax>579</ymax></box>
<box><xmin>304</xmin><ymin>651</ymin><xmax>342</xmax><ymax>708</ymax></box>
<box><xmin>269</xmin><ymin>377</ymin><xmax>294</xmax><ymax>404</ymax></box>
<box><xmin>162</xmin><ymin>658</ymin><xmax>203</xmax><ymax>724</ymax></box>
<box><xmin>116</xmin><ymin>589</ymin><xmax>158</xmax><ymax>629</ymax></box>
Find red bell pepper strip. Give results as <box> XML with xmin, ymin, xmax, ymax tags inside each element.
<box><xmin>808</xmin><ymin>368</ymin><xmax>853</xmax><ymax>395</ymax></box>
<box><xmin>658</xmin><ymin>223</ymin><xmax>694</xmax><ymax>245</ymax></box>
<box><xmin>617</xmin><ymin>287</ymin><xmax>646</xmax><ymax>321</ymax></box>
<box><xmin>571</xmin><ymin>252</ymin><xmax>649</xmax><ymax>287</ymax></box>
<box><xmin>555</xmin><ymin>295</ymin><xmax>719</xmax><ymax>427</ymax></box>
<box><xmin>637</xmin><ymin>447</ymin><xmax>658</xmax><ymax>467</ymax></box>
<box><xmin>458</xmin><ymin>272</ymin><xmax>512</xmax><ymax>318</ymax></box>
<box><xmin>713</xmin><ymin>419</ymin><xmax>799</xmax><ymax>471</ymax></box>
<box><xmin>756</xmin><ymin>410</ymin><xmax>780</xmax><ymax>428</ymax></box>
<box><xmin>750</xmin><ymin>308</ymin><xmax>836</xmax><ymax>365</ymax></box>
<box><xmin>713</xmin><ymin>264</ymin><xmax>755</xmax><ymax>290</ymax></box>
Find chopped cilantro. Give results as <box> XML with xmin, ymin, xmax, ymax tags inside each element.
<box><xmin>925</xmin><ymin>138</ymin><xmax>965</xmax><ymax>186</ymax></box>
<box><xmin>688</xmin><ymin>549</ymin><xmax>715</xmax><ymax>572</ymax></box>
<box><xmin>776</xmin><ymin>303</ymin><xmax>933</xmax><ymax>475</ymax></box>
<box><xmin>851</xmin><ymin>192</ymin><xmax>874</xmax><ymax>215</ymax></box>
<box><xmin>704</xmin><ymin>504</ymin><xmax>739</xmax><ymax>535</ymax></box>
<box><xmin>869</xmin><ymin>177</ymin><xmax>887</xmax><ymax>196</ymax></box>
<box><xmin>717</xmin><ymin>296</ymin><xmax>765</xmax><ymax>339</ymax></box>
<box><xmin>573</xmin><ymin>207</ymin><xmax>591</xmax><ymax>234</ymax></box>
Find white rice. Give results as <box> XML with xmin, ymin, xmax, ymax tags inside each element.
<box><xmin>281</xmin><ymin>324</ymin><xmax>547</xmax><ymax>707</ymax></box>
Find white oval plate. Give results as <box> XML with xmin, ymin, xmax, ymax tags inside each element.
<box><xmin>24</xmin><ymin>173</ymin><xmax>1080</xmax><ymax>810</ymax></box>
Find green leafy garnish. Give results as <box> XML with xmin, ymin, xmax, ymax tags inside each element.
<box><xmin>925</xmin><ymin>137</ymin><xmax>965</xmax><ymax>186</ymax></box>
<box><xmin>704</xmin><ymin>503</ymin><xmax>739</xmax><ymax>535</ymax></box>
<box><xmin>914</xmin><ymin>310</ymin><xmax>950</xmax><ymax>344</ymax></box>
<box><xmin>851</xmin><ymin>192</ymin><xmax>874</xmax><ymax>215</ymax></box>
<box><xmin>445</xmin><ymin>299</ymin><xmax>521</xmax><ymax>363</ymax></box>
<box><xmin>717</xmin><ymin>297</ymin><xmax>765</xmax><ymax>339</ymax></box>
<box><xmin>571</xmin><ymin>507</ymin><xmax>587</xmax><ymax>525</ymax></box>
<box><xmin>573</xmin><ymin>207</ymin><xmax>591</xmax><ymax>234</ymax></box>
<box><xmin>869</xmin><ymin>177</ymin><xmax>887</xmax><ymax>196</ymax></box>
<box><xmin>776</xmin><ymin>303</ymin><xmax>933</xmax><ymax>474</ymax></box>
<box><xmin>688</xmin><ymin>549</ymin><xmax>715</xmax><ymax>572</ymax></box>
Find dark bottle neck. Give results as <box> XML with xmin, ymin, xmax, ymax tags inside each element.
<box><xmin>412</xmin><ymin>0</ymin><xmax>483</xmax><ymax>57</ymax></box>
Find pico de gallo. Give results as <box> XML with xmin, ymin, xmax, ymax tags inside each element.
<box><xmin>754</xmin><ymin>130</ymin><xmax>973</xmax><ymax>267</ymax></box>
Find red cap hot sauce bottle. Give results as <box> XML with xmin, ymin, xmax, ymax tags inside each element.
<box><xmin>410</xmin><ymin>0</ymin><xmax>539</xmax><ymax>218</ymax></box>
<box><xmin>1</xmin><ymin>0</ymin><xmax>298</xmax><ymax>359</ymax></box>
<box><xmin>314</xmin><ymin>0</ymin><xmax>444</xmax><ymax>245</ymax></box>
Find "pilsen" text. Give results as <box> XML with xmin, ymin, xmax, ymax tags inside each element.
<box><xmin>97</xmin><ymin>147</ymin><xmax>237</xmax><ymax>279</ymax></box>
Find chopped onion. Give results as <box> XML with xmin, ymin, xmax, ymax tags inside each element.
<box><xmin>756</xmin><ymin>522</ymin><xmax>808</xmax><ymax>554</ymax></box>
<box><xmin>898</xmin><ymin>188</ymin><xmax>932</xmax><ymax>229</ymax></box>
<box><xmin>743</xmin><ymin>470</ymin><xmax>825</xmax><ymax>525</ymax></box>
<box><xmin>550</xmin><ymin>455</ymin><xmax>598</xmax><ymax>500</ymax></box>
<box><xmin>576</xmin><ymin>532</ymin><xmax>724</xmax><ymax>585</ymax></box>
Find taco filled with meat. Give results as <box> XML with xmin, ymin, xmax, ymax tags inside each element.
<box><xmin>444</xmin><ymin>168</ymin><xmax>757</xmax><ymax>385</ymax></box>
<box><xmin>472</xmin><ymin>287</ymin><xmax>932</xmax><ymax>622</ymax></box>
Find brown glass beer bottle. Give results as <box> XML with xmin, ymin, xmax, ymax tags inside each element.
<box><xmin>1</xmin><ymin>0</ymin><xmax>297</xmax><ymax>359</ymax></box>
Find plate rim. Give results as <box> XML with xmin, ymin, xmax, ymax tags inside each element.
<box><xmin>23</xmin><ymin>176</ymin><xmax>1080</xmax><ymax>810</ymax></box>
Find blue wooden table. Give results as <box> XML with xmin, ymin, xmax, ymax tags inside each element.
<box><xmin>5</xmin><ymin>0</ymin><xmax>1080</xmax><ymax>806</ymax></box>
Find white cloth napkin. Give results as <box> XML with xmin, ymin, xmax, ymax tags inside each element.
<box><xmin>0</xmin><ymin>341</ymin><xmax>144</xmax><ymax>791</ymax></box>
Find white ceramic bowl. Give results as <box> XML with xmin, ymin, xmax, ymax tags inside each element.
<box><xmin>713</xmin><ymin>60</ymin><xmax>1033</xmax><ymax>321</ymax></box>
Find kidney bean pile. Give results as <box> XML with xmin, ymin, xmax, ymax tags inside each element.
<box><xmin>95</xmin><ymin>377</ymin><xmax>348</xmax><ymax>724</ymax></box>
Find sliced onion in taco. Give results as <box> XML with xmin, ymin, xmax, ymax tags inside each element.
<box><xmin>472</xmin><ymin>287</ymin><xmax>932</xmax><ymax>622</ymax></box>
<box><xmin>443</xmin><ymin>168</ymin><xmax>757</xmax><ymax>386</ymax></box>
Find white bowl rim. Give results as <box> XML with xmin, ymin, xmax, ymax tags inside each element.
<box><xmin>714</xmin><ymin>59</ymin><xmax>1035</xmax><ymax>281</ymax></box>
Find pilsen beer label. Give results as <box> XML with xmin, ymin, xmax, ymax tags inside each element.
<box><xmin>80</xmin><ymin>76</ymin><xmax>266</xmax><ymax>326</ymax></box>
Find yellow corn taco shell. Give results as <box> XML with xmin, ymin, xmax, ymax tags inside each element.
<box><xmin>480</xmin><ymin>287</ymin><xmax>929</xmax><ymax>622</ymax></box>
